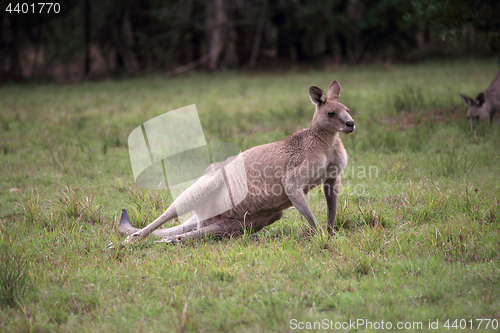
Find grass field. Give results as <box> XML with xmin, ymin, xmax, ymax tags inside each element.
<box><xmin>1</xmin><ymin>59</ymin><xmax>500</xmax><ymax>332</ymax></box>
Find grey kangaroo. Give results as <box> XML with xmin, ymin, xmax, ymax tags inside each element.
<box><xmin>460</xmin><ymin>71</ymin><xmax>500</xmax><ymax>132</ymax></box>
<box><xmin>119</xmin><ymin>80</ymin><xmax>355</xmax><ymax>243</ymax></box>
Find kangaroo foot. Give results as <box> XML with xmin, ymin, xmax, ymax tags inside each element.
<box><xmin>124</xmin><ymin>232</ymin><xmax>145</xmax><ymax>244</ymax></box>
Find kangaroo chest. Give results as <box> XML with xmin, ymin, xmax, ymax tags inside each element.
<box><xmin>300</xmin><ymin>150</ymin><xmax>347</xmax><ymax>191</ymax></box>
<box><xmin>326</xmin><ymin>147</ymin><xmax>347</xmax><ymax>176</ymax></box>
<box><xmin>317</xmin><ymin>138</ymin><xmax>347</xmax><ymax>178</ymax></box>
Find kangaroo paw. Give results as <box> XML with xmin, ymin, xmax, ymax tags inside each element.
<box><xmin>124</xmin><ymin>232</ymin><xmax>144</xmax><ymax>244</ymax></box>
<box><xmin>154</xmin><ymin>238</ymin><xmax>179</xmax><ymax>245</ymax></box>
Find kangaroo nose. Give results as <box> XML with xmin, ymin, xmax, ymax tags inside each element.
<box><xmin>345</xmin><ymin>120</ymin><xmax>355</xmax><ymax>129</ymax></box>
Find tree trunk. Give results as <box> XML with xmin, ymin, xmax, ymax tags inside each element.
<box><xmin>249</xmin><ymin>0</ymin><xmax>268</xmax><ymax>67</ymax></box>
<box><xmin>83</xmin><ymin>0</ymin><xmax>91</xmax><ymax>77</ymax></box>
<box><xmin>207</xmin><ymin>0</ymin><xmax>226</xmax><ymax>70</ymax></box>
<box><xmin>0</xmin><ymin>12</ymin><xmax>23</xmax><ymax>80</ymax></box>
<box><xmin>346</xmin><ymin>0</ymin><xmax>364</xmax><ymax>65</ymax></box>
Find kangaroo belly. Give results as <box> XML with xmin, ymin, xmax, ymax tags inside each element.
<box><xmin>226</xmin><ymin>181</ymin><xmax>292</xmax><ymax>218</ymax></box>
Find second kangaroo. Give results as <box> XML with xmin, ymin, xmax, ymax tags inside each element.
<box><xmin>119</xmin><ymin>80</ymin><xmax>355</xmax><ymax>243</ymax></box>
<box><xmin>460</xmin><ymin>71</ymin><xmax>500</xmax><ymax>132</ymax></box>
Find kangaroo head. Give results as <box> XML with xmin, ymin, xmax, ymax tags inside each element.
<box><xmin>309</xmin><ymin>80</ymin><xmax>355</xmax><ymax>134</ymax></box>
<box><xmin>460</xmin><ymin>92</ymin><xmax>489</xmax><ymax>122</ymax></box>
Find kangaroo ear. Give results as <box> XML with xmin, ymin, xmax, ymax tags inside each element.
<box><xmin>327</xmin><ymin>80</ymin><xmax>341</xmax><ymax>101</ymax></box>
<box><xmin>460</xmin><ymin>93</ymin><xmax>474</xmax><ymax>106</ymax></box>
<box><xmin>476</xmin><ymin>93</ymin><xmax>485</xmax><ymax>106</ymax></box>
<box><xmin>309</xmin><ymin>86</ymin><xmax>326</xmax><ymax>106</ymax></box>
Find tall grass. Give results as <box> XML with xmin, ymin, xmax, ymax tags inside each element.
<box><xmin>0</xmin><ymin>245</ymin><xmax>30</xmax><ymax>308</ymax></box>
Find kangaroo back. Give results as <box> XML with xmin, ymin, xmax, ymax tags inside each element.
<box><xmin>485</xmin><ymin>71</ymin><xmax>500</xmax><ymax>113</ymax></box>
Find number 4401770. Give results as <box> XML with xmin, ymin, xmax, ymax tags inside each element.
<box><xmin>5</xmin><ymin>3</ymin><xmax>61</xmax><ymax>14</ymax></box>
<box><xmin>444</xmin><ymin>319</ymin><xmax>498</xmax><ymax>330</ymax></box>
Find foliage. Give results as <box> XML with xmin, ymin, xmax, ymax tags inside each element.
<box><xmin>1</xmin><ymin>0</ymin><xmax>495</xmax><ymax>80</ymax></box>
<box><xmin>409</xmin><ymin>0</ymin><xmax>500</xmax><ymax>59</ymax></box>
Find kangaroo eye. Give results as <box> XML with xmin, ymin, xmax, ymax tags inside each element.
<box><xmin>327</xmin><ymin>112</ymin><xmax>335</xmax><ymax>118</ymax></box>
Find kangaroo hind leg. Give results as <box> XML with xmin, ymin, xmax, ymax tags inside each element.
<box><xmin>161</xmin><ymin>217</ymin><xmax>243</xmax><ymax>244</ymax></box>
<box><xmin>126</xmin><ymin>168</ymin><xmax>227</xmax><ymax>242</ymax></box>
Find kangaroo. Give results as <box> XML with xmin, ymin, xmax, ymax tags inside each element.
<box><xmin>119</xmin><ymin>80</ymin><xmax>355</xmax><ymax>244</ymax></box>
<box><xmin>460</xmin><ymin>71</ymin><xmax>500</xmax><ymax>132</ymax></box>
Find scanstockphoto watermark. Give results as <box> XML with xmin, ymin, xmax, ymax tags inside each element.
<box><xmin>128</xmin><ymin>105</ymin><xmax>248</xmax><ymax>221</ymax></box>
<box><xmin>246</xmin><ymin>161</ymin><xmax>378</xmax><ymax>197</ymax></box>
<box><xmin>290</xmin><ymin>318</ymin><xmax>499</xmax><ymax>330</ymax></box>
<box><xmin>290</xmin><ymin>318</ymin><xmax>424</xmax><ymax>330</ymax></box>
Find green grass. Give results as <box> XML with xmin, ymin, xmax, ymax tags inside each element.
<box><xmin>1</xmin><ymin>58</ymin><xmax>500</xmax><ymax>332</ymax></box>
